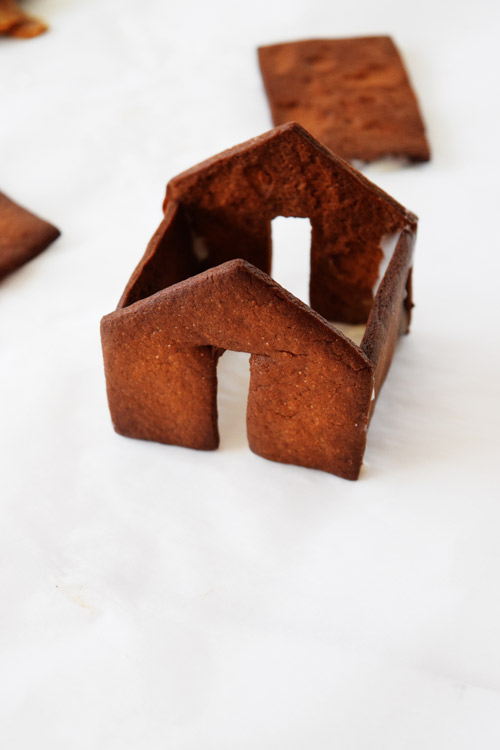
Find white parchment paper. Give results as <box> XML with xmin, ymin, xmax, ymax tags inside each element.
<box><xmin>1</xmin><ymin>0</ymin><xmax>499</xmax><ymax>747</ymax></box>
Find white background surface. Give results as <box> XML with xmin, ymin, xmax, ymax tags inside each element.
<box><xmin>1</xmin><ymin>0</ymin><xmax>500</xmax><ymax>747</ymax></box>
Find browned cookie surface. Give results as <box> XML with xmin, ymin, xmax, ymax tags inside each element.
<box><xmin>258</xmin><ymin>37</ymin><xmax>430</xmax><ymax>163</ymax></box>
<box><xmin>102</xmin><ymin>260</ymin><xmax>374</xmax><ymax>480</ymax></box>
<box><xmin>0</xmin><ymin>0</ymin><xmax>48</xmax><ymax>38</ymax></box>
<box><xmin>118</xmin><ymin>201</ymin><xmax>196</xmax><ymax>309</ymax></box>
<box><xmin>0</xmin><ymin>192</ymin><xmax>60</xmax><ymax>281</ymax></box>
<box><xmin>165</xmin><ymin>122</ymin><xmax>416</xmax><ymax>324</ymax></box>
<box><xmin>362</xmin><ymin>229</ymin><xmax>414</xmax><ymax>410</ymax></box>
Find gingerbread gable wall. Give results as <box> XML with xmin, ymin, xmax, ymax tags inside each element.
<box><xmin>102</xmin><ymin>259</ymin><xmax>373</xmax><ymax>479</ymax></box>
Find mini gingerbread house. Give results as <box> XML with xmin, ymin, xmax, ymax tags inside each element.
<box><xmin>101</xmin><ymin>123</ymin><xmax>417</xmax><ymax>479</ymax></box>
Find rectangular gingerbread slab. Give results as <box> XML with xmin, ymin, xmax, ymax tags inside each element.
<box><xmin>258</xmin><ymin>36</ymin><xmax>430</xmax><ymax>163</ymax></box>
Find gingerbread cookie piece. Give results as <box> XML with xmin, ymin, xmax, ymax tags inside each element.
<box><xmin>118</xmin><ymin>201</ymin><xmax>197</xmax><ymax>309</ymax></box>
<box><xmin>258</xmin><ymin>37</ymin><xmax>430</xmax><ymax>163</ymax></box>
<box><xmin>101</xmin><ymin>124</ymin><xmax>417</xmax><ymax>479</ymax></box>
<box><xmin>362</xmin><ymin>229</ymin><xmax>414</xmax><ymax>414</ymax></box>
<box><xmin>164</xmin><ymin>122</ymin><xmax>417</xmax><ymax>324</ymax></box>
<box><xmin>0</xmin><ymin>0</ymin><xmax>48</xmax><ymax>38</ymax></box>
<box><xmin>0</xmin><ymin>192</ymin><xmax>60</xmax><ymax>281</ymax></box>
<box><xmin>102</xmin><ymin>260</ymin><xmax>374</xmax><ymax>479</ymax></box>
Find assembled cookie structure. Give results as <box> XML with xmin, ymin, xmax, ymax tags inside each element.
<box><xmin>258</xmin><ymin>37</ymin><xmax>430</xmax><ymax>163</ymax></box>
<box><xmin>101</xmin><ymin>123</ymin><xmax>417</xmax><ymax>479</ymax></box>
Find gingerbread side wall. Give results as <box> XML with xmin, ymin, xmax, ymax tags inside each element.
<box><xmin>361</xmin><ymin>229</ymin><xmax>414</xmax><ymax>404</ymax></box>
<box><xmin>118</xmin><ymin>201</ymin><xmax>198</xmax><ymax>309</ymax></box>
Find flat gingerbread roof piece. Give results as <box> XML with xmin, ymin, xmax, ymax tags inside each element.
<box><xmin>258</xmin><ymin>37</ymin><xmax>431</xmax><ymax>164</ymax></box>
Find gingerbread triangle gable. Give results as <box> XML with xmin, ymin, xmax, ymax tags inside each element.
<box><xmin>164</xmin><ymin>122</ymin><xmax>416</xmax><ymax>323</ymax></box>
<box><xmin>115</xmin><ymin>258</ymin><xmax>367</xmax><ymax>366</ymax></box>
<box><xmin>102</xmin><ymin>258</ymin><xmax>373</xmax><ymax>479</ymax></box>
